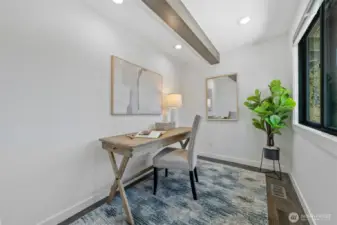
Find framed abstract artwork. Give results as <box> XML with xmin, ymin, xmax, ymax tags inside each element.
<box><xmin>111</xmin><ymin>56</ymin><xmax>163</xmax><ymax>115</ymax></box>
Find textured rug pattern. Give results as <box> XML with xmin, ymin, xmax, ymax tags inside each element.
<box><xmin>70</xmin><ymin>160</ymin><xmax>268</xmax><ymax>225</ymax></box>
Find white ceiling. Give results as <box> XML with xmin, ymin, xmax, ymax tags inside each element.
<box><xmin>84</xmin><ymin>0</ymin><xmax>300</xmax><ymax>65</ymax></box>
<box><xmin>84</xmin><ymin>0</ymin><xmax>202</xmax><ymax>65</ymax></box>
<box><xmin>182</xmin><ymin>0</ymin><xmax>301</xmax><ymax>53</ymax></box>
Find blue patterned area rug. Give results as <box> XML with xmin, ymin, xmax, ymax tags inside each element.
<box><xmin>70</xmin><ymin>160</ymin><xmax>268</xmax><ymax>225</ymax></box>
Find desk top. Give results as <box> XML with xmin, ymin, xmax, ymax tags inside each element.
<box><xmin>99</xmin><ymin>127</ymin><xmax>191</xmax><ymax>149</ymax></box>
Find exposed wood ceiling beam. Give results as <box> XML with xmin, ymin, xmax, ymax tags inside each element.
<box><xmin>141</xmin><ymin>0</ymin><xmax>220</xmax><ymax>65</ymax></box>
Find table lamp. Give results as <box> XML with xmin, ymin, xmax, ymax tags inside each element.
<box><xmin>165</xmin><ymin>93</ymin><xmax>182</xmax><ymax>126</ymax></box>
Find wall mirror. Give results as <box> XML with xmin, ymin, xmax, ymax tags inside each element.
<box><xmin>206</xmin><ymin>74</ymin><xmax>238</xmax><ymax>121</ymax></box>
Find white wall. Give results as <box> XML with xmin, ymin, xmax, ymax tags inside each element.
<box><xmin>290</xmin><ymin>1</ymin><xmax>337</xmax><ymax>225</ymax></box>
<box><xmin>178</xmin><ymin>34</ymin><xmax>293</xmax><ymax>171</ymax></box>
<box><xmin>0</xmin><ymin>1</ymin><xmax>182</xmax><ymax>225</ymax></box>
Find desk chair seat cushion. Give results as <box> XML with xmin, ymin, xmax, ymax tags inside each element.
<box><xmin>153</xmin><ymin>147</ymin><xmax>189</xmax><ymax>170</ymax></box>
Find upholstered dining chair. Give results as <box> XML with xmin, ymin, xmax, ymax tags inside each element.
<box><xmin>153</xmin><ymin>115</ymin><xmax>202</xmax><ymax>200</ymax></box>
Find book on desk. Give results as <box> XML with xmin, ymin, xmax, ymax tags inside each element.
<box><xmin>134</xmin><ymin>130</ymin><xmax>166</xmax><ymax>139</ymax></box>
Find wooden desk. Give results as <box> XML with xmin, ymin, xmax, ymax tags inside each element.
<box><xmin>99</xmin><ymin>127</ymin><xmax>192</xmax><ymax>225</ymax></box>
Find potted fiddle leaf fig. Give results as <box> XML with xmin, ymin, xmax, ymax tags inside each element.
<box><xmin>244</xmin><ymin>80</ymin><xmax>296</xmax><ymax>148</ymax></box>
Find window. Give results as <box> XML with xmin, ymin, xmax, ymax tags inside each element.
<box><xmin>299</xmin><ymin>0</ymin><xmax>337</xmax><ymax>135</ymax></box>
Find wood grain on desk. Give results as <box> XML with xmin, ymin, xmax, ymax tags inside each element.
<box><xmin>99</xmin><ymin>127</ymin><xmax>191</xmax><ymax>149</ymax></box>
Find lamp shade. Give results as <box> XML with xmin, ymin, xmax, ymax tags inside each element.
<box><xmin>166</xmin><ymin>94</ymin><xmax>182</xmax><ymax>108</ymax></box>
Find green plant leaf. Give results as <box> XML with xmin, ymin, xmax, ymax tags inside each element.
<box><xmin>245</xmin><ymin>79</ymin><xmax>295</xmax><ymax>136</ymax></box>
<box><xmin>252</xmin><ymin>119</ymin><xmax>266</xmax><ymax>131</ymax></box>
<box><xmin>254</xmin><ymin>106</ymin><xmax>267</xmax><ymax>114</ymax></box>
<box><xmin>271</xmin><ymin>86</ymin><xmax>283</xmax><ymax>95</ymax></box>
<box><xmin>253</xmin><ymin>121</ymin><xmax>262</xmax><ymax>129</ymax></box>
<box><xmin>283</xmin><ymin>98</ymin><xmax>296</xmax><ymax>108</ymax></box>
<box><xmin>260</xmin><ymin>119</ymin><xmax>266</xmax><ymax>130</ymax></box>
<box><xmin>276</xmin><ymin>107</ymin><xmax>292</xmax><ymax>114</ymax></box>
<box><xmin>273</xmin><ymin>96</ymin><xmax>280</xmax><ymax>105</ymax></box>
<box><xmin>282</xmin><ymin>89</ymin><xmax>291</xmax><ymax>96</ymax></box>
<box><xmin>244</xmin><ymin>101</ymin><xmax>258</xmax><ymax>110</ymax></box>
<box><xmin>277</xmin><ymin>122</ymin><xmax>287</xmax><ymax>128</ymax></box>
<box><xmin>270</xmin><ymin>80</ymin><xmax>281</xmax><ymax>88</ymax></box>
<box><xmin>280</xmin><ymin>114</ymin><xmax>289</xmax><ymax>120</ymax></box>
<box><xmin>261</xmin><ymin>96</ymin><xmax>273</xmax><ymax>103</ymax></box>
<box><xmin>272</xmin><ymin>129</ymin><xmax>282</xmax><ymax>135</ymax></box>
<box><xmin>281</xmin><ymin>94</ymin><xmax>288</xmax><ymax>105</ymax></box>
<box><xmin>247</xmin><ymin>96</ymin><xmax>259</xmax><ymax>102</ymax></box>
<box><xmin>270</xmin><ymin>115</ymin><xmax>281</xmax><ymax>126</ymax></box>
<box><xmin>258</xmin><ymin>112</ymin><xmax>273</xmax><ymax>118</ymax></box>
<box><xmin>261</xmin><ymin>101</ymin><xmax>271</xmax><ymax>109</ymax></box>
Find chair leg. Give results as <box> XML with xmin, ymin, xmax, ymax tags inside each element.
<box><xmin>153</xmin><ymin>167</ymin><xmax>158</xmax><ymax>195</ymax></box>
<box><xmin>189</xmin><ymin>171</ymin><xmax>198</xmax><ymax>200</ymax></box>
<box><xmin>194</xmin><ymin>167</ymin><xmax>199</xmax><ymax>182</ymax></box>
<box><xmin>165</xmin><ymin>168</ymin><xmax>168</xmax><ymax>177</ymax></box>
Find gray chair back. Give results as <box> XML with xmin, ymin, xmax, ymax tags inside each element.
<box><xmin>188</xmin><ymin>115</ymin><xmax>202</xmax><ymax>170</ymax></box>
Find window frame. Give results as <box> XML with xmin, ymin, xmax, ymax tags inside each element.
<box><xmin>298</xmin><ymin>0</ymin><xmax>337</xmax><ymax>136</ymax></box>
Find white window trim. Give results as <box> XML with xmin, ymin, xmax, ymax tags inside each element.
<box><xmin>293</xmin><ymin>0</ymin><xmax>323</xmax><ymax>45</ymax></box>
<box><xmin>293</xmin><ymin>123</ymin><xmax>337</xmax><ymax>157</ymax></box>
<box><xmin>292</xmin><ymin>0</ymin><xmax>337</xmax><ymax>156</ymax></box>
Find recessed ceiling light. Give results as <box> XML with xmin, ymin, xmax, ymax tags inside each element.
<box><xmin>239</xmin><ymin>16</ymin><xmax>251</xmax><ymax>25</ymax></box>
<box><xmin>112</xmin><ymin>0</ymin><xmax>123</xmax><ymax>4</ymax></box>
<box><xmin>175</xmin><ymin>44</ymin><xmax>182</xmax><ymax>50</ymax></box>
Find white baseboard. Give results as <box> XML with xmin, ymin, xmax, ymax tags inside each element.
<box><xmin>198</xmin><ymin>152</ymin><xmax>287</xmax><ymax>172</ymax></box>
<box><xmin>36</xmin><ymin>169</ymin><xmax>153</xmax><ymax>225</ymax></box>
<box><xmin>36</xmin><ymin>192</ymin><xmax>107</xmax><ymax>225</ymax></box>
<box><xmin>289</xmin><ymin>174</ymin><xmax>316</xmax><ymax>225</ymax></box>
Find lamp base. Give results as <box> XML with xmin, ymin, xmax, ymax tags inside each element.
<box><xmin>169</xmin><ymin>108</ymin><xmax>177</xmax><ymax>125</ymax></box>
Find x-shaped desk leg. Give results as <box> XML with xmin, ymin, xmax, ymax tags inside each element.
<box><xmin>179</xmin><ymin>138</ymin><xmax>190</xmax><ymax>149</ymax></box>
<box><xmin>107</xmin><ymin>151</ymin><xmax>134</xmax><ymax>225</ymax></box>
